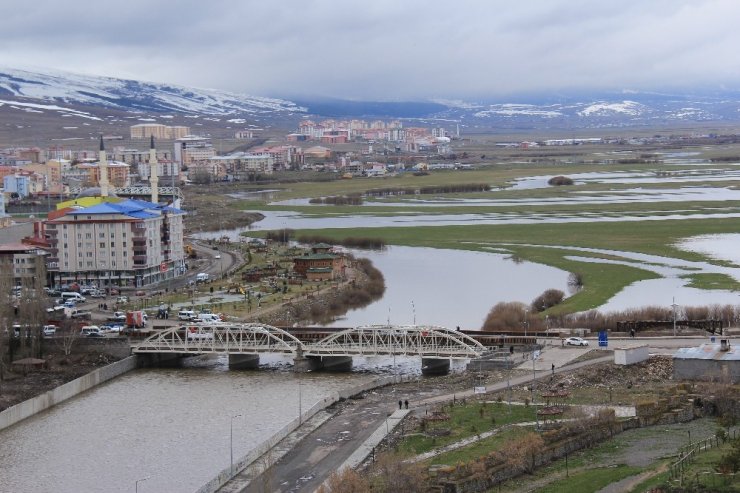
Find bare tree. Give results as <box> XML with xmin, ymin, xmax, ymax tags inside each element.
<box><xmin>59</xmin><ymin>319</ymin><xmax>78</xmax><ymax>357</ymax></box>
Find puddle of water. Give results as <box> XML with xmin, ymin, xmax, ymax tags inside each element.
<box><xmin>677</xmin><ymin>233</ymin><xmax>740</xmax><ymax>265</ymax></box>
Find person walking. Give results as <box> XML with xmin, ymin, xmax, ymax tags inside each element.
<box><xmin>404</xmin><ymin>399</ymin><xmax>409</xmax><ymax>410</ymax></box>
<box><xmin>398</xmin><ymin>400</ymin><xmax>403</xmax><ymax>410</ymax></box>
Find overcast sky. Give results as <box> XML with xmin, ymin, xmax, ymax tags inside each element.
<box><xmin>1</xmin><ymin>0</ymin><xmax>739</xmax><ymax>101</ymax></box>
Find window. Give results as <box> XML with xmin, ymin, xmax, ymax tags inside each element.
<box><xmin>86</xmin><ymin>252</ymin><xmax>93</xmax><ymax>258</ymax></box>
<box><xmin>63</xmin><ymin>243</ymin><xmax>68</xmax><ymax>249</ymax></box>
<box><xmin>99</xmin><ymin>233</ymin><xmax>105</xmax><ymax>238</ymax></box>
<box><xmin>122</xmin><ymin>242</ymin><xmax>127</xmax><ymax>248</ymax></box>
<box><xmin>99</xmin><ymin>242</ymin><xmax>105</xmax><ymax>248</ymax></box>
<box><xmin>86</xmin><ymin>233</ymin><xmax>92</xmax><ymax>239</ymax></box>
<box><xmin>77</xmin><ymin>233</ymin><xmax>82</xmax><ymax>239</ymax></box>
<box><xmin>110</xmin><ymin>242</ymin><xmax>115</xmax><ymax>248</ymax></box>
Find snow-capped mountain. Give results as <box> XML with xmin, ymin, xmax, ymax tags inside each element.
<box><xmin>0</xmin><ymin>67</ymin><xmax>305</xmax><ymax>116</ymax></box>
<box><xmin>2</xmin><ymin>66</ymin><xmax>740</xmax><ymax>130</ymax></box>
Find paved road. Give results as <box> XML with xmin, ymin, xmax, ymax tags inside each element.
<box><xmin>224</xmin><ymin>335</ymin><xmax>736</xmax><ymax>493</ymax></box>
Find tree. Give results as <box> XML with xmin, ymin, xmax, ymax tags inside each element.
<box><xmin>316</xmin><ymin>467</ymin><xmax>370</xmax><ymax>493</ymax></box>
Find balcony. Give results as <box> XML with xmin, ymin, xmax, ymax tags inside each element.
<box><xmin>132</xmin><ymin>237</ymin><xmax>147</xmax><ymax>245</ymax></box>
<box><xmin>133</xmin><ymin>255</ymin><xmax>148</xmax><ymax>263</ymax></box>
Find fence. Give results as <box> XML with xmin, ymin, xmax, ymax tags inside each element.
<box><xmin>669</xmin><ymin>428</ymin><xmax>739</xmax><ymax>485</ymax></box>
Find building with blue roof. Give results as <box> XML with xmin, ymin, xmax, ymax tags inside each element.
<box><xmin>44</xmin><ymin>197</ymin><xmax>186</xmax><ymax>288</ymax></box>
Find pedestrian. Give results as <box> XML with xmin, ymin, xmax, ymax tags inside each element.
<box><xmin>551</xmin><ymin>363</ymin><xmax>555</xmax><ymax>375</ymax></box>
<box><xmin>404</xmin><ymin>399</ymin><xmax>408</xmax><ymax>409</ymax></box>
<box><xmin>398</xmin><ymin>400</ymin><xmax>402</xmax><ymax>410</ymax></box>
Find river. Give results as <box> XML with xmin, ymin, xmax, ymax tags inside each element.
<box><xmin>0</xmin><ymin>356</ymin><xmax>374</xmax><ymax>493</ymax></box>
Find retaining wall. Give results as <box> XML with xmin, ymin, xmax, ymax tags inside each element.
<box><xmin>196</xmin><ymin>374</ymin><xmax>412</xmax><ymax>493</ymax></box>
<box><xmin>0</xmin><ymin>355</ymin><xmax>138</xmax><ymax>432</ymax></box>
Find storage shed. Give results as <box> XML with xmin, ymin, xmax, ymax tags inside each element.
<box><xmin>672</xmin><ymin>340</ymin><xmax>739</xmax><ymax>383</ymax></box>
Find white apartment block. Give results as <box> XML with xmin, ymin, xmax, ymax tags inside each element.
<box><xmin>44</xmin><ymin>199</ymin><xmax>186</xmax><ymax>288</ymax></box>
<box><xmin>173</xmin><ymin>136</ymin><xmax>215</xmax><ymax>165</ymax></box>
<box><xmin>207</xmin><ymin>153</ymin><xmax>274</xmax><ymax>179</ymax></box>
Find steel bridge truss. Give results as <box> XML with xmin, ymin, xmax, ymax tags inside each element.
<box><xmin>133</xmin><ymin>324</ymin><xmax>487</xmax><ymax>359</ymax></box>
<box><xmin>134</xmin><ymin>323</ymin><xmax>302</xmax><ymax>355</ymax></box>
<box><xmin>304</xmin><ymin>325</ymin><xmax>486</xmax><ymax>359</ymax></box>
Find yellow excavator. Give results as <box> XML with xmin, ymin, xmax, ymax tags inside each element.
<box><xmin>184</xmin><ymin>244</ymin><xmax>198</xmax><ymax>259</ymax></box>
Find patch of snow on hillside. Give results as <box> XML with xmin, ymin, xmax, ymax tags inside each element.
<box><xmin>0</xmin><ymin>98</ymin><xmax>101</xmax><ymax>120</ymax></box>
<box><xmin>578</xmin><ymin>100</ymin><xmax>645</xmax><ymax>117</ymax></box>
<box><xmin>475</xmin><ymin>103</ymin><xmax>562</xmax><ymax>118</ymax></box>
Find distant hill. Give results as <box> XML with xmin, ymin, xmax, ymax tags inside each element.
<box><xmin>2</xmin><ymin>67</ymin><xmax>740</xmax><ymax>134</ymax></box>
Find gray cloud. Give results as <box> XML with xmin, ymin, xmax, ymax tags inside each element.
<box><xmin>1</xmin><ymin>0</ymin><xmax>739</xmax><ymax>100</ymax></box>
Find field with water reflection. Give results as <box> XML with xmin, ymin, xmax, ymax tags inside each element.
<box><xmin>205</xmin><ymin>155</ymin><xmax>740</xmax><ymax>316</ymax></box>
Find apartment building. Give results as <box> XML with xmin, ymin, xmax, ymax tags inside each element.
<box><xmin>0</xmin><ymin>243</ymin><xmax>49</xmax><ymax>289</ymax></box>
<box><xmin>44</xmin><ymin>199</ymin><xmax>186</xmax><ymax>288</ymax></box>
<box><xmin>77</xmin><ymin>161</ymin><xmax>131</xmax><ymax>187</ymax></box>
<box><xmin>131</xmin><ymin>124</ymin><xmax>191</xmax><ymax>140</ymax></box>
<box><xmin>173</xmin><ymin>136</ymin><xmax>215</xmax><ymax>165</ymax></box>
<box><xmin>206</xmin><ymin>153</ymin><xmax>274</xmax><ymax>179</ymax></box>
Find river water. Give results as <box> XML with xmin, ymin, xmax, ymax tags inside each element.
<box><xmin>0</xmin><ymin>356</ymin><xmax>374</xmax><ymax>493</ymax></box>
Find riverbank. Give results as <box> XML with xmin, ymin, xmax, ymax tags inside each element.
<box><xmin>0</xmin><ymin>355</ymin><xmax>137</xmax><ymax>431</ymax></box>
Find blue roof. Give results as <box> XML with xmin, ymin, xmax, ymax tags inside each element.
<box><xmin>66</xmin><ymin>198</ymin><xmax>184</xmax><ymax>219</ymax></box>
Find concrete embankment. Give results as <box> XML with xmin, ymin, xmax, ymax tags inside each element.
<box><xmin>199</xmin><ymin>374</ymin><xmax>413</xmax><ymax>493</ymax></box>
<box><xmin>0</xmin><ymin>355</ymin><xmax>138</xmax><ymax>432</ymax></box>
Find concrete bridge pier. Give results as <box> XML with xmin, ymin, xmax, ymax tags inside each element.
<box><xmin>421</xmin><ymin>357</ymin><xmax>450</xmax><ymax>375</ymax></box>
<box><xmin>228</xmin><ymin>354</ymin><xmax>260</xmax><ymax>370</ymax></box>
<box><xmin>293</xmin><ymin>355</ymin><xmax>324</xmax><ymax>373</ymax></box>
<box><xmin>137</xmin><ymin>353</ymin><xmax>183</xmax><ymax>368</ymax></box>
<box><xmin>321</xmin><ymin>356</ymin><xmax>353</xmax><ymax>372</ymax></box>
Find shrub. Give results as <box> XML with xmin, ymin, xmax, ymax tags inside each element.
<box><xmin>531</xmin><ymin>289</ymin><xmax>565</xmax><ymax>312</ymax></box>
<box><xmin>548</xmin><ymin>175</ymin><xmax>574</xmax><ymax>186</ymax></box>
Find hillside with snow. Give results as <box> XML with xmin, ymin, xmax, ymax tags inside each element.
<box><xmin>1</xmin><ymin>67</ymin><xmax>740</xmax><ymax>131</ymax></box>
<box><xmin>0</xmin><ymin>67</ymin><xmax>305</xmax><ymax>116</ymax></box>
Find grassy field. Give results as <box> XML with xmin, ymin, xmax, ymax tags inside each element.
<box><xmin>215</xmin><ymin>157</ymin><xmax>740</xmax><ymax>314</ymax></box>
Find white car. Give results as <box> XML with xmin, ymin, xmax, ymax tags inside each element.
<box><xmin>565</xmin><ymin>337</ymin><xmax>589</xmax><ymax>346</ymax></box>
<box><xmin>43</xmin><ymin>325</ymin><xmax>57</xmax><ymax>337</ymax></box>
<box><xmin>214</xmin><ymin>254</ymin><xmax>221</xmax><ymax>259</ymax></box>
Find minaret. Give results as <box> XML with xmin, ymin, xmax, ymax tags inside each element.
<box><xmin>98</xmin><ymin>135</ymin><xmax>109</xmax><ymax>197</ymax></box>
<box><xmin>149</xmin><ymin>135</ymin><xmax>159</xmax><ymax>204</ymax></box>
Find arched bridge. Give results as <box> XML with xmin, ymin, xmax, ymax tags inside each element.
<box><xmin>133</xmin><ymin>323</ymin><xmax>486</xmax><ymax>359</ymax></box>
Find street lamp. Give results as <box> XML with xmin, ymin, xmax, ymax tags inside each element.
<box><xmin>230</xmin><ymin>414</ymin><xmax>242</xmax><ymax>475</ymax></box>
<box><xmin>524</xmin><ymin>308</ymin><xmax>529</xmax><ymax>338</ymax></box>
<box><xmin>135</xmin><ymin>476</ymin><xmax>150</xmax><ymax>493</ymax></box>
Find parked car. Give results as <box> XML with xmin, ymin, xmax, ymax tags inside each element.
<box><xmin>116</xmin><ymin>296</ymin><xmax>129</xmax><ymax>304</ymax></box>
<box><xmin>214</xmin><ymin>254</ymin><xmax>221</xmax><ymax>259</ymax></box>
<box><xmin>80</xmin><ymin>326</ymin><xmax>102</xmax><ymax>337</ymax></box>
<box><xmin>43</xmin><ymin>325</ymin><xmax>57</xmax><ymax>337</ymax></box>
<box><xmin>63</xmin><ymin>300</ymin><xmax>76</xmax><ymax>308</ymax></box>
<box><xmin>90</xmin><ymin>290</ymin><xmax>106</xmax><ymax>298</ymax></box>
<box><xmin>109</xmin><ymin>311</ymin><xmax>126</xmax><ymax>322</ymax></box>
<box><xmin>565</xmin><ymin>337</ymin><xmax>589</xmax><ymax>346</ymax></box>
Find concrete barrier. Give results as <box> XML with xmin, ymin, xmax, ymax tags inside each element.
<box><xmin>0</xmin><ymin>355</ymin><xmax>138</xmax><ymax>432</ymax></box>
<box><xmin>196</xmin><ymin>373</ymin><xmax>413</xmax><ymax>493</ymax></box>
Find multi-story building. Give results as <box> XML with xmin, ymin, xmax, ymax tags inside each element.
<box><xmin>130</xmin><ymin>124</ymin><xmax>191</xmax><ymax>140</ymax></box>
<box><xmin>173</xmin><ymin>136</ymin><xmax>215</xmax><ymax>165</ymax></box>
<box><xmin>0</xmin><ymin>243</ymin><xmax>49</xmax><ymax>289</ymax></box>
<box><xmin>77</xmin><ymin>161</ymin><xmax>131</xmax><ymax>188</ymax></box>
<box><xmin>206</xmin><ymin>153</ymin><xmax>274</xmax><ymax>179</ymax></box>
<box><xmin>44</xmin><ymin>198</ymin><xmax>186</xmax><ymax>288</ymax></box>
<box><xmin>137</xmin><ymin>160</ymin><xmax>180</xmax><ymax>183</ymax></box>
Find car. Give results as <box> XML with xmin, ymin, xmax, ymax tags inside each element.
<box><xmin>90</xmin><ymin>290</ymin><xmax>106</xmax><ymax>298</ymax></box>
<box><xmin>116</xmin><ymin>296</ymin><xmax>129</xmax><ymax>304</ymax></box>
<box><xmin>43</xmin><ymin>325</ymin><xmax>57</xmax><ymax>337</ymax></box>
<box><xmin>565</xmin><ymin>337</ymin><xmax>589</xmax><ymax>346</ymax></box>
<box><xmin>63</xmin><ymin>300</ymin><xmax>76</xmax><ymax>308</ymax></box>
<box><xmin>214</xmin><ymin>254</ymin><xmax>221</xmax><ymax>259</ymax></box>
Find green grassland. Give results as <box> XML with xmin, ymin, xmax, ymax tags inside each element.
<box><xmin>226</xmin><ymin>160</ymin><xmax>740</xmax><ymax>314</ymax></box>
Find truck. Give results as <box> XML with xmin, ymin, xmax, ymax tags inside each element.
<box><xmin>126</xmin><ymin>310</ymin><xmax>146</xmax><ymax>328</ymax></box>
